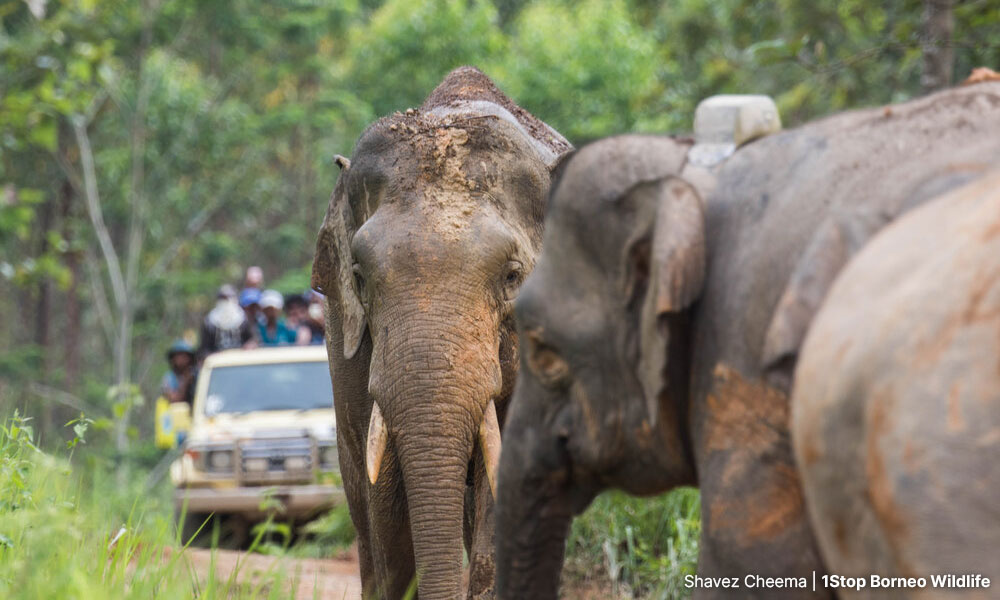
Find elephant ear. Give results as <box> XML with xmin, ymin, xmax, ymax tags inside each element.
<box><xmin>312</xmin><ymin>155</ymin><xmax>367</xmax><ymax>359</ymax></box>
<box><xmin>762</xmin><ymin>207</ymin><xmax>890</xmax><ymax>377</ymax></box>
<box><xmin>650</xmin><ymin>177</ymin><xmax>706</xmax><ymax>314</ymax></box>
<box><xmin>632</xmin><ymin>176</ymin><xmax>706</xmax><ymax>421</ymax></box>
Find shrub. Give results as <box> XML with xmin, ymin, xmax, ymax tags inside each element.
<box><xmin>565</xmin><ymin>487</ymin><xmax>701</xmax><ymax>599</ymax></box>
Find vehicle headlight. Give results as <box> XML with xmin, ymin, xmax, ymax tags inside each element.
<box><xmin>244</xmin><ymin>457</ymin><xmax>269</xmax><ymax>472</ymax></box>
<box><xmin>207</xmin><ymin>450</ymin><xmax>233</xmax><ymax>471</ymax></box>
<box><xmin>284</xmin><ymin>456</ymin><xmax>309</xmax><ymax>471</ymax></box>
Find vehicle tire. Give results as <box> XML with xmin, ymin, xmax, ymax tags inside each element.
<box><xmin>177</xmin><ymin>511</ymin><xmax>250</xmax><ymax>549</ymax></box>
<box><xmin>177</xmin><ymin>510</ymin><xmax>212</xmax><ymax>547</ymax></box>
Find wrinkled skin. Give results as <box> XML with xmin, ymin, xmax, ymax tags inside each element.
<box><xmin>793</xmin><ymin>170</ymin><xmax>1000</xmax><ymax>599</ymax></box>
<box><xmin>312</xmin><ymin>67</ymin><xmax>570</xmax><ymax>600</ymax></box>
<box><xmin>497</xmin><ymin>81</ymin><xmax>1000</xmax><ymax>599</ymax></box>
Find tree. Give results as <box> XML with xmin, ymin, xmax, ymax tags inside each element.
<box><xmin>921</xmin><ymin>0</ymin><xmax>954</xmax><ymax>92</ymax></box>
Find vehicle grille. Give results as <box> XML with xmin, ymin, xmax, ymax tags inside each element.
<box><xmin>236</xmin><ymin>437</ymin><xmax>316</xmax><ymax>485</ymax></box>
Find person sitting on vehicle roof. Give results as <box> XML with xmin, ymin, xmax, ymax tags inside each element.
<box><xmin>198</xmin><ymin>284</ymin><xmax>255</xmax><ymax>359</ymax></box>
<box><xmin>239</xmin><ymin>287</ymin><xmax>264</xmax><ymax>327</ymax></box>
<box><xmin>162</xmin><ymin>340</ymin><xmax>198</xmax><ymax>406</ymax></box>
<box><xmin>304</xmin><ymin>291</ymin><xmax>325</xmax><ymax>345</ymax></box>
<box><xmin>258</xmin><ymin>289</ymin><xmax>297</xmax><ymax>346</ymax></box>
<box><xmin>284</xmin><ymin>293</ymin><xmax>314</xmax><ymax>345</ymax></box>
<box><xmin>243</xmin><ymin>265</ymin><xmax>263</xmax><ymax>290</ymax></box>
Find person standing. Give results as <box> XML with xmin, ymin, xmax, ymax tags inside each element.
<box><xmin>239</xmin><ymin>287</ymin><xmax>264</xmax><ymax>327</ymax></box>
<box><xmin>257</xmin><ymin>289</ymin><xmax>297</xmax><ymax>346</ymax></box>
<box><xmin>161</xmin><ymin>340</ymin><xmax>198</xmax><ymax>406</ymax></box>
<box><xmin>283</xmin><ymin>293</ymin><xmax>313</xmax><ymax>345</ymax></box>
<box><xmin>198</xmin><ymin>284</ymin><xmax>255</xmax><ymax>359</ymax></box>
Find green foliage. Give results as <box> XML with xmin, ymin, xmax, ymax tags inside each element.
<box><xmin>566</xmin><ymin>488</ymin><xmax>701</xmax><ymax>598</ymax></box>
<box><xmin>2</xmin><ymin>0</ymin><xmax>999</xmax><ymax>593</ymax></box>
<box><xmin>285</xmin><ymin>503</ymin><xmax>357</xmax><ymax>558</ymax></box>
<box><xmin>0</xmin><ymin>412</ymin><xmax>300</xmax><ymax>599</ymax></box>
<box><xmin>345</xmin><ymin>0</ymin><xmax>505</xmax><ymax>117</ymax></box>
<box><xmin>495</xmin><ymin>0</ymin><xmax>676</xmax><ymax>140</ymax></box>
<box><xmin>268</xmin><ymin>263</ymin><xmax>312</xmax><ymax>296</ymax></box>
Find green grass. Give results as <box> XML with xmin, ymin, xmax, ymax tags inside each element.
<box><xmin>0</xmin><ymin>411</ymin><xmax>297</xmax><ymax>600</ymax></box>
<box><xmin>564</xmin><ymin>487</ymin><xmax>701</xmax><ymax>599</ymax></box>
<box><xmin>1</xmin><ymin>408</ymin><xmax>700</xmax><ymax>599</ymax></box>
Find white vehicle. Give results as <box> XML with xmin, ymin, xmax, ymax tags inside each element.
<box><xmin>170</xmin><ymin>345</ymin><xmax>342</xmax><ymax>545</ymax></box>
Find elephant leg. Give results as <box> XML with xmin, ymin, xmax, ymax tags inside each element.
<box><xmin>337</xmin><ymin>424</ymin><xmax>377</xmax><ymax>595</ymax></box>
<box><xmin>367</xmin><ymin>448</ymin><xmax>416</xmax><ymax>599</ymax></box>
<box><xmin>693</xmin><ymin>364</ymin><xmax>829</xmax><ymax>599</ymax></box>
<box><xmin>466</xmin><ymin>455</ymin><xmax>496</xmax><ymax>600</ymax></box>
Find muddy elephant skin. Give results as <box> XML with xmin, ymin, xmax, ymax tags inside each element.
<box><xmin>792</xmin><ymin>170</ymin><xmax>1000</xmax><ymax>599</ymax></box>
<box><xmin>496</xmin><ymin>81</ymin><xmax>1000</xmax><ymax>599</ymax></box>
<box><xmin>312</xmin><ymin>67</ymin><xmax>570</xmax><ymax>600</ymax></box>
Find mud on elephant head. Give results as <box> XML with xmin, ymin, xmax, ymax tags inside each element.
<box><xmin>311</xmin><ymin>66</ymin><xmax>570</xmax><ymax>599</ymax></box>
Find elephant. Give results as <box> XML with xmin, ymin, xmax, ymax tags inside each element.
<box><xmin>496</xmin><ymin>80</ymin><xmax>1000</xmax><ymax>599</ymax></box>
<box><xmin>311</xmin><ymin>66</ymin><xmax>571</xmax><ymax>599</ymax></box>
<box><xmin>792</xmin><ymin>169</ymin><xmax>1000</xmax><ymax>598</ymax></box>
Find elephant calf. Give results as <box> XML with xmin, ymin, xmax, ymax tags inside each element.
<box><xmin>792</xmin><ymin>169</ymin><xmax>1000</xmax><ymax>596</ymax></box>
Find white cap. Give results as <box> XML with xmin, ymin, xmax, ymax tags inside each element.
<box><xmin>259</xmin><ymin>289</ymin><xmax>284</xmax><ymax>310</ymax></box>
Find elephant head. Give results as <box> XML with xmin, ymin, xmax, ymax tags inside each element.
<box><xmin>313</xmin><ymin>67</ymin><xmax>570</xmax><ymax>599</ymax></box>
<box><xmin>496</xmin><ymin>135</ymin><xmax>703</xmax><ymax>599</ymax></box>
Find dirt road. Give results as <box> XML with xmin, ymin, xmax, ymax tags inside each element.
<box><xmin>181</xmin><ymin>546</ymin><xmax>362</xmax><ymax>599</ymax></box>
<box><xmin>179</xmin><ymin>545</ymin><xmax>617</xmax><ymax>599</ymax></box>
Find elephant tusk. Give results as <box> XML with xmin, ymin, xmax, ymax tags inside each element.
<box><xmin>479</xmin><ymin>399</ymin><xmax>502</xmax><ymax>500</ymax></box>
<box><xmin>366</xmin><ymin>402</ymin><xmax>388</xmax><ymax>485</ymax></box>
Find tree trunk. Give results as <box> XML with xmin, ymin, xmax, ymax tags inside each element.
<box><xmin>34</xmin><ymin>191</ymin><xmax>54</xmax><ymax>435</ymax></box>
<box><xmin>921</xmin><ymin>0</ymin><xmax>954</xmax><ymax>93</ymax></box>
<box><xmin>60</xmin><ymin>178</ymin><xmax>81</xmax><ymax>389</ymax></box>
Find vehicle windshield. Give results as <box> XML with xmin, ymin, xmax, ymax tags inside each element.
<box><xmin>203</xmin><ymin>361</ymin><xmax>333</xmax><ymax>415</ymax></box>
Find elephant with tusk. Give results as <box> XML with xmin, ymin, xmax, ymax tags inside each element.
<box><xmin>495</xmin><ymin>81</ymin><xmax>1000</xmax><ymax>599</ymax></box>
<box><xmin>311</xmin><ymin>66</ymin><xmax>571</xmax><ymax>600</ymax></box>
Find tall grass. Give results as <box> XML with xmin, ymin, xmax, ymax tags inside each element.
<box><xmin>0</xmin><ymin>411</ymin><xmax>295</xmax><ymax>599</ymax></box>
<box><xmin>564</xmin><ymin>487</ymin><xmax>701</xmax><ymax>599</ymax></box>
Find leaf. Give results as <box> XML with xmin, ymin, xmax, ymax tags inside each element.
<box><xmin>27</xmin><ymin>118</ymin><xmax>57</xmax><ymax>151</ymax></box>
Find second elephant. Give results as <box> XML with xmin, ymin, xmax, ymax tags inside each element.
<box><xmin>496</xmin><ymin>81</ymin><xmax>1000</xmax><ymax>599</ymax></box>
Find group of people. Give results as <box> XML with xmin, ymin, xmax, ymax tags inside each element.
<box><xmin>161</xmin><ymin>266</ymin><xmax>326</xmax><ymax>406</ymax></box>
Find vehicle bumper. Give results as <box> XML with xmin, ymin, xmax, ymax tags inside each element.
<box><xmin>174</xmin><ymin>484</ymin><xmax>344</xmax><ymax>518</ymax></box>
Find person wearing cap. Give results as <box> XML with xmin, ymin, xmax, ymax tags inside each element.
<box><xmin>257</xmin><ymin>289</ymin><xmax>297</xmax><ymax>346</ymax></box>
<box><xmin>162</xmin><ymin>340</ymin><xmax>198</xmax><ymax>406</ymax></box>
<box><xmin>239</xmin><ymin>287</ymin><xmax>264</xmax><ymax>327</ymax></box>
<box><xmin>198</xmin><ymin>284</ymin><xmax>255</xmax><ymax>359</ymax></box>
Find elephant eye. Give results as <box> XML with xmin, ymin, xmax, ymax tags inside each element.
<box><xmin>352</xmin><ymin>263</ymin><xmax>367</xmax><ymax>299</ymax></box>
<box><xmin>502</xmin><ymin>260</ymin><xmax>525</xmax><ymax>302</ymax></box>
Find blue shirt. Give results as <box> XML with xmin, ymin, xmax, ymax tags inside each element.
<box><xmin>258</xmin><ymin>319</ymin><xmax>297</xmax><ymax>346</ymax></box>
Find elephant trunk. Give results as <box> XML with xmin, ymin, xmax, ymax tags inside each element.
<box><xmin>369</xmin><ymin>302</ymin><xmax>503</xmax><ymax>599</ymax></box>
<box><xmin>496</xmin><ymin>411</ymin><xmax>574</xmax><ymax>600</ymax></box>
<box><xmin>397</xmin><ymin>415</ymin><xmax>473</xmax><ymax>598</ymax></box>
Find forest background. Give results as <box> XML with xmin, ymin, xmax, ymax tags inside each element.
<box><xmin>1</xmin><ymin>0</ymin><xmax>998</xmax><ymax>596</ymax></box>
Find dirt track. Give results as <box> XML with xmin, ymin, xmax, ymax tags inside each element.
<box><xmin>179</xmin><ymin>545</ymin><xmax>617</xmax><ymax>599</ymax></box>
<box><xmin>181</xmin><ymin>546</ymin><xmax>362</xmax><ymax>599</ymax></box>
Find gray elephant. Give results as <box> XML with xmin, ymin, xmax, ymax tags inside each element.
<box><xmin>792</xmin><ymin>169</ymin><xmax>1000</xmax><ymax>598</ymax></box>
<box><xmin>311</xmin><ymin>66</ymin><xmax>570</xmax><ymax>599</ymax></box>
<box><xmin>496</xmin><ymin>80</ymin><xmax>1000</xmax><ymax>599</ymax></box>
